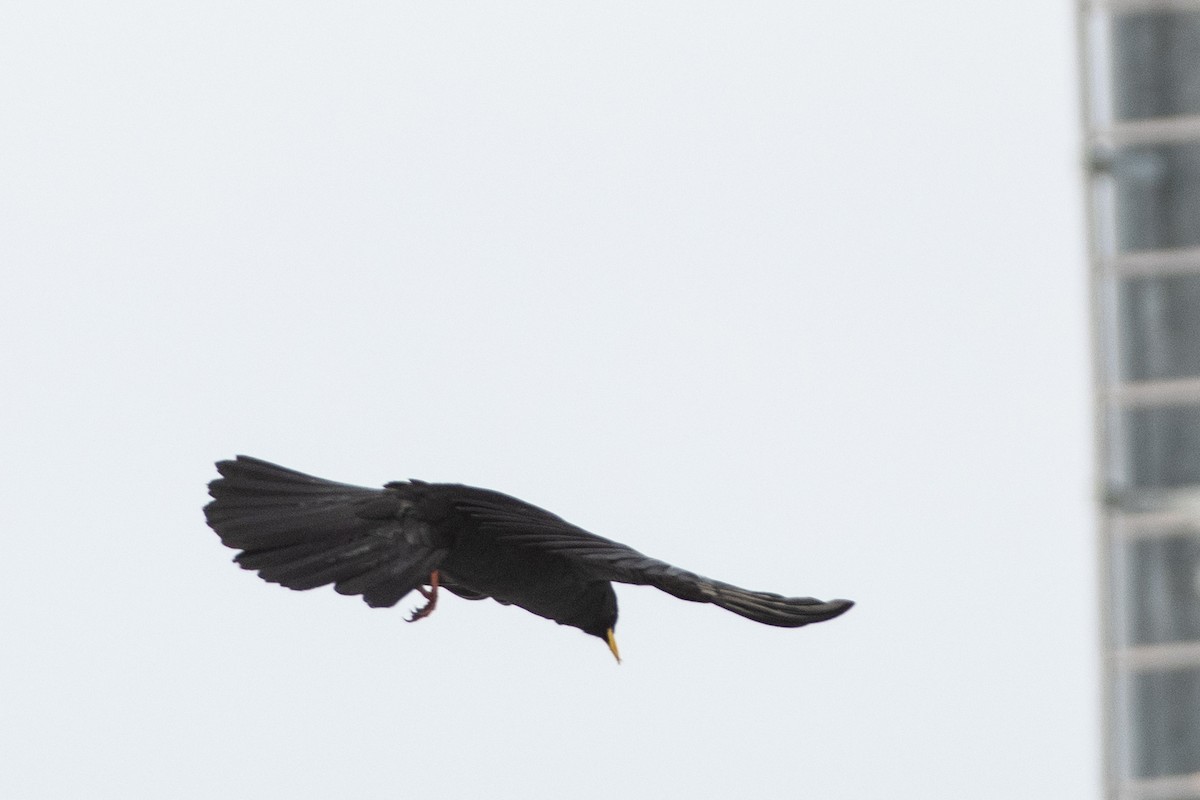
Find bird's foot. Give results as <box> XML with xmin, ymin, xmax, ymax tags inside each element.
<box><xmin>406</xmin><ymin>570</ymin><xmax>440</xmax><ymax>622</ymax></box>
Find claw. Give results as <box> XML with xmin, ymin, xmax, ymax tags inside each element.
<box><xmin>406</xmin><ymin>570</ymin><xmax>440</xmax><ymax>622</ymax></box>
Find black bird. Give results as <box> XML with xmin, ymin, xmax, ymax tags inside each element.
<box><xmin>204</xmin><ymin>456</ymin><xmax>852</xmax><ymax>661</ymax></box>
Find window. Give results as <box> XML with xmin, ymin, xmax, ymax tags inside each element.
<box><xmin>1084</xmin><ymin>4</ymin><xmax>1200</xmax><ymax>797</ymax></box>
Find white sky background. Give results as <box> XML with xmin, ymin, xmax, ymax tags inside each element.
<box><xmin>0</xmin><ymin>3</ymin><xmax>1094</xmax><ymax>798</ymax></box>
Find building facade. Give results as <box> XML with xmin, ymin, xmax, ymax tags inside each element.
<box><xmin>1082</xmin><ymin>4</ymin><xmax>1200</xmax><ymax>798</ymax></box>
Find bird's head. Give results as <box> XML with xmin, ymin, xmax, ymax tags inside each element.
<box><xmin>577</xmin><ymin>583</ymin><xmax>621</xmax><ymax>663</ymax></box>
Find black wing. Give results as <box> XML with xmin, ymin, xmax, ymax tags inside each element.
<box><xmin>451</xmin><ymin>493</ymin><xmax>852</xmax><ymax>627</ymax></box>
<box><xmin>204</xmin><ymin>456</ymin><xmax>448</xmax><ymax>608</ymax></box>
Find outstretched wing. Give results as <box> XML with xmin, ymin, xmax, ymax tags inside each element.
<box><xmin>451</xmin><ymin>492</ymin><xmax>853</xmax><ymax>628</ymax></box>
<box><xmin>204</xmin><ymin>456</ymin><xmax>448</xmax><ymax>608</ymax></box>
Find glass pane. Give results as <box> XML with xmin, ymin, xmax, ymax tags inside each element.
<box><xmin>1116</xmin><ymin>533</ymin><xmax>1200</xmax><ymax>646</ymax></box>
<box><xmin>1123</xmin><ymin>667</ymin><xmax>1200</xmax><ymax>778</ymax></box>
<box><xmin>1113</xmin><ymin>11</ymin><xmax>1200</xmax><ymax>120</ymax></box>
<box><xmin>1118</xmin><ymin>273</ymin><xmax>1200</xmax><ymax>381</ymax></box>
<box><xmin>1117</xmin><ymin>405</ymin><xmax>1200</xmax><ymax>488</ymax></box>
<box><xmin>1112</xmin><ymin>142</ymin><xmax>1200</xmax><ymax>251</ymax></box>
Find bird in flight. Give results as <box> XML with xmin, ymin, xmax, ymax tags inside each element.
<box><xmin>204</xmin><ymin>456</ymin><xmax>852</xmax><ymax>661</ymax></box>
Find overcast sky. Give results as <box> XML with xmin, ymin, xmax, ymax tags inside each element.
<box><xmin>1</xmin><ymin>3</ymin><xmax>1094</xmax><ymax>798</ymax></box>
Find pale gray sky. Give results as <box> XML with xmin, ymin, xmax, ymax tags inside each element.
<box><xmin>1</xmin><ymin>3</ymin><xmax>1094</xmax><ymax>798</ymax></box>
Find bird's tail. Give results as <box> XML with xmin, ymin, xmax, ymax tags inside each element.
<box><xmin>204</xmin><ymin>456</ymin><xmax>381</xmax><ymax>550</ymax></box>
<box><xmin>204</xmin><ymin>456</ymin><xmax>447</xmax><ymax>608</ymax></box>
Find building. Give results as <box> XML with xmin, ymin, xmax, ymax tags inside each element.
<box><xmin>1081</xmin><ymin>4</ymin><xmax>1200</xmax><ymax>797</ymax></box>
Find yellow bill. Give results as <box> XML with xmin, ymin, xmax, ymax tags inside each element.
<box><xmin>606</xmin><ymin>628</ymin><xmax>621</xmax><ymax>664</ymax></box>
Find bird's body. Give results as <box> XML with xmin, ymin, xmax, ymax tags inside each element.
<box><xmin>204</xmin><ymin>456</ymin><xmax>852</xmax><ymax>659</ymax></box>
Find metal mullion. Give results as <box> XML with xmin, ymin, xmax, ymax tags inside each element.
<box><xmin>1103</xmin><ymin>246</ymin><xmax>1200</xmax><ymax>278</ymax></box>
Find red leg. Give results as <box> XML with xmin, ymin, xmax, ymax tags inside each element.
<box><xmin>406</xmin><ymin>570</ymin><xmax>440</xmax><ymax>622</ymax></box>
